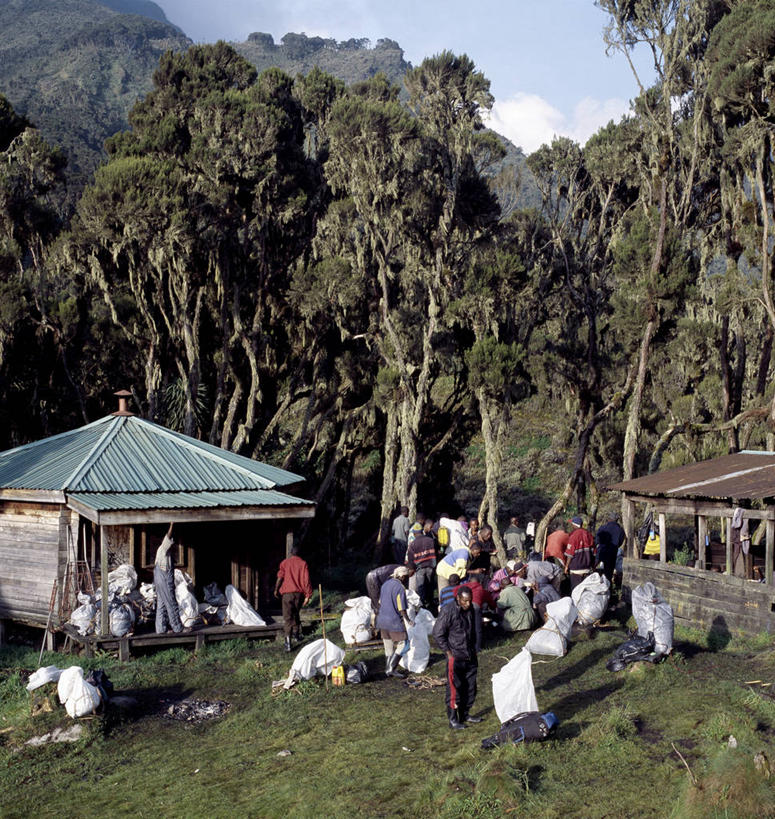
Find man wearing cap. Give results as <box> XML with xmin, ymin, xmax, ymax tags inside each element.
<box><xmin>432</xmin><ymin>585</ymin><xmax>480</xmax><ymax>730</ymax></box>
<box><xmin>564</xmin><ymin>516</ymin><xmax>594</xmax><ymax>590</ymax></box>
<box><xmin>406</xmin><ymin>519</ymin><xmax>438</xmax><ymax>608</ymax></box>
<box><xmin>376</xmin><ymin>566</ymin><xmax>414</xmax><ymax>677</ymax></box>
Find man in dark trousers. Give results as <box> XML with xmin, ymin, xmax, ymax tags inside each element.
<box><xmin>595</xmin><ymin>515</ymin><xmax>626</xmax><ymax>583</ymax></box>
<box><xmin>432</xmin><ymin>585</ymin><xmax>481</xmax><ymax>730</ymax></box>
<box><xmin>274</xmin><ymin>545</ymin><xmax>312</xmax><ymax>652</ymax></box>
<box><xmin>406</xmin><ymin>519</ymin><xmax>437</xmax><ymax>609</ymax></box>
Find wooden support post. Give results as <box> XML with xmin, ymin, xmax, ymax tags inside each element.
<box><xmin>286</xmin><ymin>530</ymin><xmax>294</xmax><ymax>559</ymax></box>
<box><xmin>118</xmin><ymin>638</ymin><xmax>130</xmax><ymax>662</ymax></box>
<box><xmin>129</xmin><ymin>526</ymin><xmax>137</xmax><ymax>568</ymax></box>
<box><xmin>187</xmin><ymin>544</ymin><xmax>196</xmax><ymax>586</ymax></box>
<box><xmin>623</xmin><ymin>499</ymin><xmax>636</xmax><ymax>557</ymax></box>
<box><xmin>697</xmin><ymin>516</ymin><xmax>707</xmax><ymax>570</ymax></box>
<box><xmin>659</xmin><ymin>512</ymin><xmax>667</xmax><ymax>563</ymax></box>
<box><xmin>100</xmin><ymin>525</ymin><xmax>109</xmax><ymax>637</ymax></box>
<box><xmin>725</xmin><ymin>517</ymin><xmax>732</xmax><ymax>575</ymax></box>
<box><xmin>195</xmin><ymin>632</ymin><xmax>206</xmax><ymax>652</ymax></box>
<box><xmin>767</xmin><ymin>518</ymin><xmax>774</xmax><ymax>586</ymax></box>
<box><xmin>140</xmin><ymin>528</ymin><xmax>148</xmax><ymax>567</ymax></box>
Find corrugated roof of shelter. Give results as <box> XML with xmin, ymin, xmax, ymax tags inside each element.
<box><xmin>68</xmin><ymin>489</ymin><xmax>313</xmax><ymax>512</ymax></box>
<box><xmin>0</xmin><ymin>415</ymin><xmax>305</xmax><ymax>493</ymax></box>
<box><xmin>608</xmin><ymin>451</ymin><xmax>775</xmax><ymax>500</ymax></box>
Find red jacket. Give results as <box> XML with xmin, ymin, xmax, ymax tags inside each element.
<box><xmin>276</xmin><ymin>555</ymin><xmax>312</xmax><ymax>597</ymax></box>
<box><xmin>458</xmin><ymin>579</ymin><xmax>496</xmax><ymax>609</ymax></box>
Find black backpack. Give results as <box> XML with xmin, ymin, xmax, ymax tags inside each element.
<box><xmin>481</xmin><ymin>711</ymin><xmax>559</xmax><ymax>750</ymax></box>
<box><xmin>605</xmin><ymin>631</ymin><xmax>657</xmax><ymax>672</ymax></box>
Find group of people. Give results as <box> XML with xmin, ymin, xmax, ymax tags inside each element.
<box><xmin>372</xmin><ymin>508</ymin><xmax>627</xmax><ymax>729</ymax></box>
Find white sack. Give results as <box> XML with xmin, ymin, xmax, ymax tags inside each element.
<box><xmin>110</xmin><ymin>603</ymin><xmax>135</xmax><ymax>637</ymax></box>
<box><xmin>492</xmin><ymin>647</ymin><xmax>538</xmax><ymax>723</ymax></box>
<box><xmin>138</xmin><ymin>582</ymin><xmax>156</xmax><ymax>603</ymax></box>
<box><xmin>225</xmin><ymin>584</ymin><xmax>266</xmax><ymax>626</ymax></box>
<box><xmin>57</xmin><ymin>666</ymin><xmax>101</xmax><ymax>718</ymax></box>
<box><xmin>69</xmin><ymin>603</ymin><xmax>96</xmax><ymax>636</ymax></box>
<box><xmin>77</xmin><ymin>591</ymin><xmax>93</xmax><ymax>605</ymax></box>
<box><xmin>571</xmin><ymin>572</ymin><xmax>611</xmax><ymax>625</ymax></box>
<box><xmin>108</xmin><ymin>564</ymin><xmax>137</xmax><ymax>596</ymax></box>
<box><xmin>174</xmin><ymin>568</ymin><xmax>194</xmax><ymax>588</ymax></box>
<box><xmin>438</xmin><ymin>517</ymin><xmax>469</xmax><ymax>551</ymax></box>
<box><xmin>525</xmin><ymin>597</ymin><xmax>577</xmax><ymax>657</ymax></box>
<box><xmin>399</xmin><ymin>608</ymin><xmax>435</xmax><ymax>673</ymax></box>
<box><xmin>340</xmin><ymin>596</ymin><xmax>374</xmax><ymax>644</ymax></box>
<box><xmin>406</xmin><ymin>588</ymin><xmax>422</xmax><ymax>621</ymax></box>
<box><xmin>175</xmin><ymin>582</ymin><xmax>200</xmax><ymax>628</ymax></box>
<box><xmin>632</xmin><ymin>582</ymin><xmax>674</xmax><ymax>657</ymax></box>
<box><xmin>26</xmin><ymin>665</ymin><xmax>63</xmax><ymax>691</ymax></box>
<box><xmin>285</xmin><ymin>638</ymin><xmax>346</xmax><ymax>688</ymax></box>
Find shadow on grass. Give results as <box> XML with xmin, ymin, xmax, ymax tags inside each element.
<box><xmin>540</xmin><ymin>646</ymin><xmax>613</xmax><ymax>692</ymax></box>
<box><xmin>546</xmin><ymin>679</ymin><xmax>625</xmax><ymax>721</ymax></box>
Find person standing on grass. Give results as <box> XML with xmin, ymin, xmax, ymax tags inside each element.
<box><xmin>365</xmin><ymin>563</ymin><xmax>401</xmax><ymax>618</ymax></box>
<box><xmin>391</xmin><ymin>506</ymin><xmax>411</xmax><ymax>563</ymax></box>
<box><xmin>274</xmin><ymin>545</ymin><xmax>312</xmax><ymax>653</ymax></box>
<box><xmin>406</xmin><ymin>519</ymin><xmax>438</xmax><ymax>609</ymax></box>
<box><xmin>376</xmin><ymin>566</ymin><xmax>414</xmax><ymax>677</ymax></box>
<box><xmin>503</xmin><ymin>516</ymin><xmax>527</xmax><ymax>560</ymax></box>
<box><xmin>596</xmin><ymin>515</ymin><xmax>626</xmax><ymax>582</ymax></box>
<box><xmin>433</xmin><ymin>585</ymin><xmax>481</xmax><ymax>730</ymax></box>
<box><xmin>154</xmin><ymin>528</ymin><xmax>184</xmax><ymax>634</ymax></box>
<box><xmin>564</xmin><ymin>516</ymin><xmax>594</xmax><ymax>591</ymax></box>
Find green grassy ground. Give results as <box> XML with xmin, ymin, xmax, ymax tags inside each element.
<box><xmin>2</xmin><ymin>616</ymin><xmax>775</xmax><ymax>819</ymax></box>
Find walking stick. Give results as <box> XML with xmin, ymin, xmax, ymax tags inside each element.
<box><xmin>319</xmin><ymin>583</ymin><xmax>328</xmax><ymax>690</ymax></box>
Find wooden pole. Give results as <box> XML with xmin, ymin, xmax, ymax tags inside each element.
<box><xmin>697</xmin><ymin>515</ymin><xmax>707</xmax><ymax>570</ymax></box>
<box><xmin>659</xmin><ymin>512</ymin><xmax>667</xmax><ymax>564</ymax></box>
<box><xmin>766</xmin><ymin>518</ymin><xmax>774</xmax><ymax>586</ymax></box>
<box><xmin>319</xmin><ymin>583</ymin><xmax>328</xmax><ymax>690</ymax></box>
<box><xmin>725</xmin><ymin>517</ymin><xmax>732</xmax><ymax>575</ymax></box>
<box><xmin>100</xmin><ymin>525</ymin><xmax>109</xmax><ymax>636</ymax></box>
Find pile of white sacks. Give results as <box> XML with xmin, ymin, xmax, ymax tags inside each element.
<box><xmin>67</xmin><ymin>563</ymin><xmax>266</xmax><ymax>638</ymax></box>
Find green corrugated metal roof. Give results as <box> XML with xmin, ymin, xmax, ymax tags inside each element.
<box><xmin>68</xmin><ymin>489</ymin><xmax>313</xmax><ymax>512</ymax></box>
<box><xmin>0</xmin><ymin>415</ymin><xmax>305</xmax><ymax>493</ymax></box>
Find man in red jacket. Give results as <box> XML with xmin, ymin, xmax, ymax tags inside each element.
<box><xmin>274</xmin><ymin>545</ymin><xmax>313</xmax><ymax>652</ymax></box>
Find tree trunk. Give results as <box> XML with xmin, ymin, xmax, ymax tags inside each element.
<box><xmin>376</xmin><ymin>402</ymin><xmax>400</xmax><ymax>560</ymax></box>
<box><xmin>476</xmin><ymin>388</ymin><xmax>508</xmax><ymax>566</ymax></box>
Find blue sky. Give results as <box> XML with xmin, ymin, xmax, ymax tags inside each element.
<box><xmin>155</xmin><ymin>1</ymin><xmax>654</xmax><ymax>153</ymax></box>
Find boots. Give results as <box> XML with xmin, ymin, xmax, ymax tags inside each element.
<box><xmin>462</xmin><ymin>713</ymin><xmax>482</xmax><ymax>724</ymax></box>
<box><xmin>284</xmin><ymin>636</ymin><xmax>292</xmax><ymax>653</ymax></box>
<box><xmin>385</xmin><ymin>652</ymin><xmax>406</xmax><ymax>677</ymax></box>
<box><xmin>448</xmin><ymin>706</ymin><xmax>466</xmax><ymax>730</ymax></box>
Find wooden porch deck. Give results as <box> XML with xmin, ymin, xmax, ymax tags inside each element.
<box><xmin>61</xmin><ymin>620</ymin><xmax>286</xmax><ymax>660</ymax></box>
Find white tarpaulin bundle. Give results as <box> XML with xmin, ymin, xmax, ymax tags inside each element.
<box><xmin>68</xmin><ymin>603</ymin><xmax>97</xmax><ymax>636</ymax></box>
<box><xmin>57</xmin><ymin>666</ymin><xmax>101</xmax><ymax>718</ymax></box>
<box><xmin>525</xmin><ymin>597</ymin><xmax>577</xmax><ymax>657</ymax></box>
<box><xmin>340</xmin><ymin>596</ymin><xmax>374</xmax><ymax>644</ymax></box>
<box><xmin>492</xmin><ymin>647</ymin><xmax>538</xmax><ymax>723</ymax></box>
<box><xmin>107</xmin><ymin>564</ymin><xmax>137</xmax><ymax>596</ymax></box>
<box><xmin>284</xmin><ymin>638</ymin><xmax>346</xmax><ymax>688</ymax></box>
<box><xmin>26</xmin><ymin>665</ymin><xmax>63</xmax><ymax>691</ymax></box>
<box><xmin>174</xmin><ymin>572</ymin><xmax>200</xmax><ymax>628</ymax></box>
<box><xmin>632</xmin><ymin>582</ymin><xmax>674</xmax><ymax>657</ymax></box>
<box><xmin>225</xmin><ymin>584</ymin><xmax>266</xmax><ymax>626</ymax></box>
<box><xmin>571</xmin><ymin>572</ymin><xmax>611</xmax><ymax>625</ymax></box>
<box><xmin>399</xmin><ymin>608</ymin><xmax>436</xmax><ymax>673</ymax></box>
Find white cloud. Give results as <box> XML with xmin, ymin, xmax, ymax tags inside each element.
<box><xmin>486</xmin><ymin>93</ymin><xmax>631</xmax><ymax>155</ymax></box>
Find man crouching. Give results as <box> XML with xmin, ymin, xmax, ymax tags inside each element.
<box><xmin>432</xmin><ymin>585</ymin><xmax>481</xmax><ymax>730</ymax></box>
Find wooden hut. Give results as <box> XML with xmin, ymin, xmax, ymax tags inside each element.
<box><xmin>610</xmin><ymin>451</ymin><xmax>775</xmax><ymax>636</ymax></box>
<box><xmin>0</xmin><ymin>400</ymin><xmax>315</xmax><ymax>647</ymax></box>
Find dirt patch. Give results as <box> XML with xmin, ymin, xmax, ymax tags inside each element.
<box><xmin>161</xmin><ymin>698</ymin><xmax>231</xmax><ymax>722</ymax></box>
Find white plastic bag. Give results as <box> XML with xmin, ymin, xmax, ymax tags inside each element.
<box><xmin>285</xmin><ymin>638</ymin><xmax>346</xmax><ymax>687</ymax></box>
<box><xmin>399</xmin><ymin>608</ymin><xmax>436</xmax><ymax>673</ymax></box>
<box><xmin>26</xmin><ymin>665</ymin><xmax>63</xmax><ymax>691</ymax></box>
<box><xmin>571</xmin><ymin>572</ymin><xmax>610</xmax><ymax>625</ymax></box>
<box><xmin>108</xmin><ymin>563</ymin><xmax>137</xmax><ymax>597</ymax></box>
<box><xmin>525</xmin><ymin>597</ymin><xmax>577</xmax><ymax>657</ymax></box>
<box><xmin>340</xmin><ymin>596</ymin><xmax>374</xmax><ymax>644</ymax></box>
<box><xmin>492</xmin><ymin>648</ymin><xmax>538</xmax><ymax>723</ymax></box>
<box><xmin>405</xmin><ymin>588</ymin><xmax>422</xmax><ymax>621</ymax></box>
<box><xmin>57</xmin><ymin>666</ymin><xmax>101</xmax><ymax>718</ymax></box>
<box><xmin>138</xmin><ymin>582</ymin><xmax>156</xmax><ymax>603</ymax></box>
<box><xmin>69</xmin><ymin>603</ymin><xmax>96</xmax><ymax>636</ymax></box>
<box><xmin>225</xmin><ymin>584</ymin><xmax>266</xmax><ymax>626</ymax></box>
<box><xmin>175</xmin><ymin>581</ymin><xmax>200</xmax><ymax>628</ymax></box>
<box><xmin>109</xmin><ymin>603</ymin><xmax>135</xmax><ymax>637</ymax></box>
<box><xmin>632</xmin><ymin>582</ymin><xmax>674</xmax><ymax>657</ymax></box>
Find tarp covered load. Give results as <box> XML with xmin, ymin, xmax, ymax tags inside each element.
<box><xmin>57</xmin><ymin>666</ymin><xmax>101</xmax><ymax>718</ymax></box>
<box><xmin>571</xmin><ymin>572</ymin><xmax>610</xmax><ymax>626</ymax></box>
<box><xmin>283</xmin><ymin>639</ymin><xmax>346</xmax><ymax>689</ymax></box>
<box><xmin>225</xmin><ymin>584</ymin><xmax>266</xmax><ymax>627</ymax></box>
<box><xmin>525</xmin><ymin>597</ymin><xmax>577</xmax><ymax>657</ymax></box>
<box><xmin>491</xmin><ymin>647</ymin><xmax>538</xmax><ymax>723</ymax></box>
<box><xmin>399</xmin><ymin>608</ymin><xmax>436</xmax><ymax>673</ymax></box>
<box><xmin>632</xmin><ymin>582</ymin><xmax>674</xmax><ymax>657</ymax></box>
<box><xmin>438</xmin><ymin>517</ymin><xmax>469</xmax><ymax>552</ymax></box>
<box><xmin>340</xmin><ymin>596</ymin><xmax>374</xmax><ymax>644</ymax></box>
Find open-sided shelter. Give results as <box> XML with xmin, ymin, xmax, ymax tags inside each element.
<box><xmin>0</xmin><ymin>399</ymin><xmax>315</xmax><ymax>643</ymax></box>
<box><xmin>610</xmin><ymin>451</ymin><xmax>775</xmax><ymax>635</ymax></box>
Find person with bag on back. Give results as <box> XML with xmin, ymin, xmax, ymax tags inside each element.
<box><xmin>432</xmin><ymin>586</ymin><xmax>481</xmax><ymax>730</ymax></box>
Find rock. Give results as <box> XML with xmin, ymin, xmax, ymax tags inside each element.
<box><xmin>277</xmin><ymin>749</ymin><xmax>292</xmax><ymax>757</ymax></box>
<box><xmin>727</xmin><ymin>735</ymin><xmax>737</xmax><ymax>749</ymax></box>
<box><xmin>25</xmin><ymin>724</ymin><xmax>83</xmax><ymax>746</ymax></box>
<box><xmin>754</xmin><ymin>751</ymin><xmax>770</xmax><ymax>778</ymax></box>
